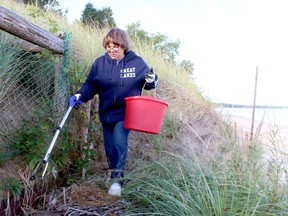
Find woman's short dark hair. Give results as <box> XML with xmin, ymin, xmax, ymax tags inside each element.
<box><xmin>103</xmin><ymin>28</ymin><xmax>131</xmax><ymax>53</ymax></box>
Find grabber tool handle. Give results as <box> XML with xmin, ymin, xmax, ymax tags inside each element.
<box><xmin>30</xmin><ymin>106</ymin><xmax>74</xmax><ymax>181</ymax></box>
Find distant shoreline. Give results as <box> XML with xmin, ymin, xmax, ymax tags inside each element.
<box><xmin>215</xmin><ymin>103</ymin><xmax>288</xmax><ymax>109</ymax></box>
<box><xmin>225</xmin><ymin>115</ymin><xmax>288</xmax><ymax>137</ymax></box>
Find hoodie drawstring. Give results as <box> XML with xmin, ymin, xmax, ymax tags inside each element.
<box><xmin>110</xmin><ymin>59</ymin><xmax>125</xmax><ymax>86</ymax></box>
<box><xmin>120</xmin><ymin>60</ymin><xmax>124</xmax><ymax>86</ymax></box>
<box><xmin>109</xmin><ymin>65</ymin><xmax>113</xmax><ymax>80</ymax></box>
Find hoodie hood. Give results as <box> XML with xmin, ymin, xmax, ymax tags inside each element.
<box><xmin>104</xmin><ymin>50</ymin><xmax>137</xmax><ymax>64</ymax></box>
<box><xmin>104</xmin><ymin>50</ymin><xmax>138</xmax><ymax>85</ymax></box>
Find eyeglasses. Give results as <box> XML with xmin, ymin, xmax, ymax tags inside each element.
<box><xmin>106</xmin><ymin>46</ymin><xmax>120</xmax><ymax>52</ymax></box>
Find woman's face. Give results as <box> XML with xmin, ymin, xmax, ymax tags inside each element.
<box><xmin>106</xmin><ymin>42</ymin><xmax>125</xmax><ymax>60</ymax></box>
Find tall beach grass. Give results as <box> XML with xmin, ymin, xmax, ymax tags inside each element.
<box><xmin>123</xmin><ymin>146</ymin><xmax>288</xmax><ymax>215</ymax></box>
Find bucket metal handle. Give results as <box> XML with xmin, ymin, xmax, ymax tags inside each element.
<box><xmin>141</xmin><ymin>81</ymin><xmax>158</xmax><ymax>98</ymax></box>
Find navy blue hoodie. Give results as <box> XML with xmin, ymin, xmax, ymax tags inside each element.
<box><xmin>77</xmin><ymin>50</ymin><xmax>157</xmax><ymax>124</ymax></box>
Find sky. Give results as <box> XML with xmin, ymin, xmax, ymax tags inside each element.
<box><xmin>57</xmin><ymin>0</ymin><xmax>288</xmax><ymax>106</ymax></box>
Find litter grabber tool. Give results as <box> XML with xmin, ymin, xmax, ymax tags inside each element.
<box><xmin>30</xmin><ymin>96</ymin><xmax>82</xmax><ymax>181</ymax></box>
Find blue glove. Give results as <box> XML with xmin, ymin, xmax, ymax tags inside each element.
<box><xmin>145</xmin><ymin>68</ymin><xmax>156</xmax><ymax>83</ymax></box>
<box><xmin>70</xmin><ymin>94</ymin><xmax>82</xmax><ymax>108</ymax></box>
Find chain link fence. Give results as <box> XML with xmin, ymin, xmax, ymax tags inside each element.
<box><xmin>0</xmin><ymin>31</ymin><xmax>70</xmax><ymax>146</ymax></box>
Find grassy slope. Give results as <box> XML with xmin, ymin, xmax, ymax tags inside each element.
<box><xmin>1</xmin><ymin>2</ymin><xmax>288</xmax><ymax>215</ymax></box>
<box><xmin>0</xmin><ymin>0</ymin><xmax>226</xmax><ymax>156</ymax></box>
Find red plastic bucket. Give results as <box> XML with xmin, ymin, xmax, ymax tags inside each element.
<box><xmin>124</xmin><ymin>96</ymin><xmax>168</xmax><ymax>134</ymax></box>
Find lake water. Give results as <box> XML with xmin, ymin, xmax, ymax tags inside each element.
<box><xmin>217</xmin><ymin>107</ymin><xmax>288</xmax><ymax>127</ymax></box>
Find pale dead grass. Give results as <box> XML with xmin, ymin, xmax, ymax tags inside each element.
<box><xmin>68</xmin><ymin>185</ymin><xmax>119</xmax><ymax>207</ymax></box>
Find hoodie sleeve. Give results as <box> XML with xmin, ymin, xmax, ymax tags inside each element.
<box><xmin>76</xmin><ymin>64</ymin><xmax>99</xmax><ymax>103</ymax></box>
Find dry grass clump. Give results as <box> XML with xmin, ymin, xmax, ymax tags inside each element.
<box><xmin>68</xmin><ymin>185</ymin><xmax>119</xmax><ymax>207</ymax></box>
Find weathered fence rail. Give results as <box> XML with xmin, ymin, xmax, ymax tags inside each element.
<box><xmin>0</xmin><ymin>5</ymin><xmax>64</xmax><ymax>53</ymax></box>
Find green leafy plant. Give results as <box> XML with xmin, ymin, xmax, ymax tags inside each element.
<box><xmin>27</xmin><ymin>5</ymin><xmax>45</xmax><ymax>18</ymax></box>
<box><xmin>0</xmin><ymin>179</ymin><xmax>23</xmax><ymax>200</ymax></box>
<box><xmin>47</xmin><ymin>17</ymin><xmax>59</xmax><ymax>33</ymax></box>
<box><xmin>10</xmin><ymin>117</ymin><xmax>53</xmax><ymax>169</ymax></box>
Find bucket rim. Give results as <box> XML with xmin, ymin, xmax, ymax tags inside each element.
<box><xmin>125</xmin><ymin>96</ymin><xmax>168</xmax><ymax>106</ymax></box>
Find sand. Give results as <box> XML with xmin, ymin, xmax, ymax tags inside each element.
<box><xmin>228</xmin><ymin>115</ymin><xmax>288</xmax><ymax>138</ymax></box>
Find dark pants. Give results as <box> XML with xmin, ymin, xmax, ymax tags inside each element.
<box><xmin>102</xmin><ymin>120</ymin><xmax>130</xmax><ymax>180</ymax></box>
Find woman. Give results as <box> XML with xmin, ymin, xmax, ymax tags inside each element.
<box><xmin>71</xmin><ymin>28</ymin><xmax>158</xmax><ymax>196</ymax></box>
